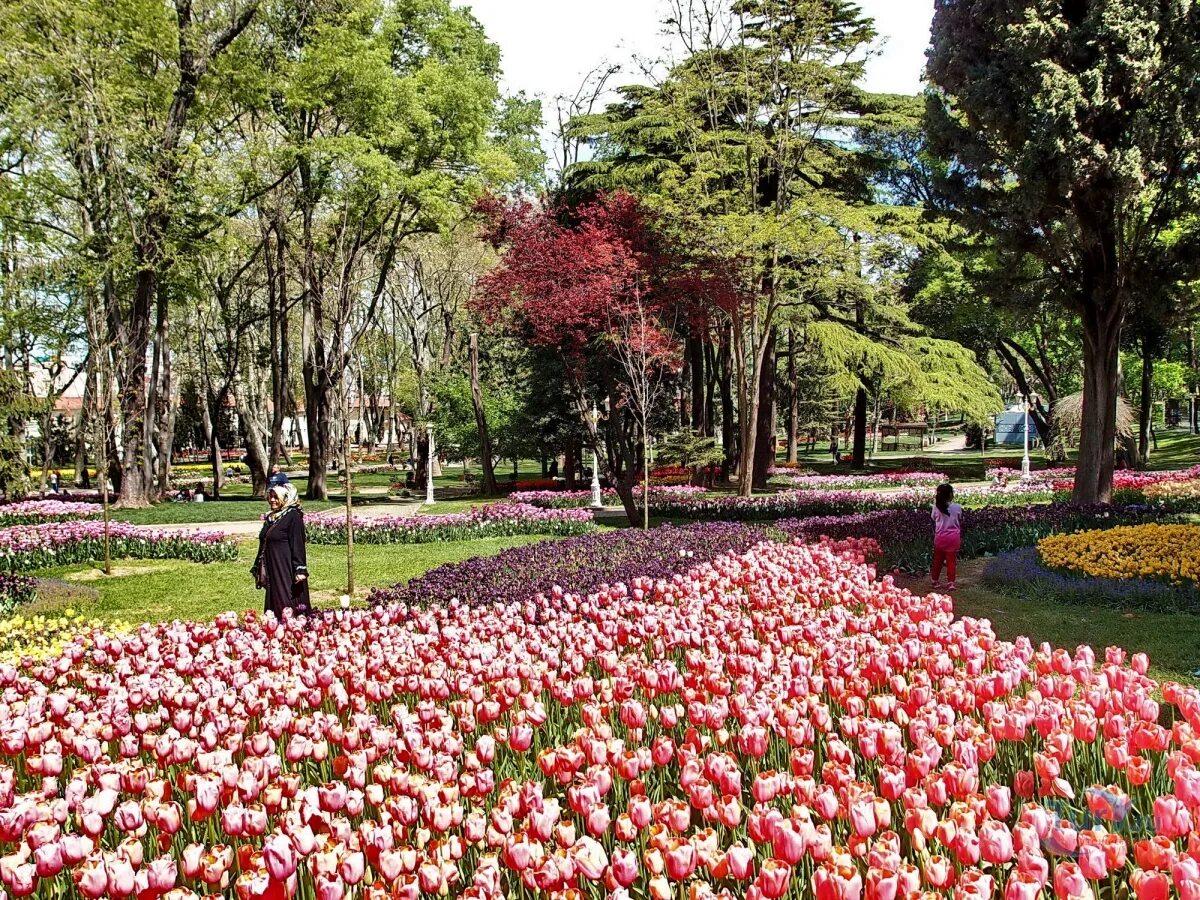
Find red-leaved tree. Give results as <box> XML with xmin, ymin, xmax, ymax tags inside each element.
<box><xmin>475</xmin><ymin>192</ymin><xmax>691</xmax><ymax>523</ymax></box>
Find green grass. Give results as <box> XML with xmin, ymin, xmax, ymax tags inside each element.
<box><xmin>899</xmin><ymin>559</ymin><xmax>1200</xmax><ymax>685</ymax></box>
<box><xmin>782</xmin><ymin>427</ymin><xmax>1199</xmax><ymax>479</ymax></box>
<box><xmin>34</xmin><ymin>536</ymin><xmax>550</xmax><ymax>623</ymax></box>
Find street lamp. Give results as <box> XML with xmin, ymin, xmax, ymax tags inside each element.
<box><xmin>588</xmin><ymin>403</ymin><xmax>604</xmax><ymax>509</ymax></box>
<box><xmin>426</xmin><ymin>423</ymin><xmax>436</xmax><ymax>505</ymax></box>
<box><xmin>1020</xmin><ymin>394</ymin><xmax>1037</xmax><ymax>480</ymax></box>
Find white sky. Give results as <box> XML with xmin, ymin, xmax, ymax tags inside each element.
<box><xmin>463</xmin><ymin>0</ymin><xmax>935</xmax><ymax>161</ymax></box>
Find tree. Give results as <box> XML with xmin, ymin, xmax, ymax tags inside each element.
<box><xmin>927</xmin><ymin>1</ymin><xmax>1200</xmax><ymax>502</ymax></box>
<box><xmin>0</xmin><ymin>370</ymin><xmax>40</xmax><ymax>497</ymax></box>
<box><xmin>476</xmin><ymin>192</ymin><xmax>686</xmax><ymax>523</ymax></box>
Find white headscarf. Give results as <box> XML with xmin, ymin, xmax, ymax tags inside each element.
<box><xmin>268</xmin><ymin>482</ymin><xmax>300</xmax><ymax>519</ymax></box>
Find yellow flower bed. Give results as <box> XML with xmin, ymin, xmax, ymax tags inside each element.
<box><xmin>1037</xmin><ymin>524</ymin><xmax>1200</xmax><ymax>584</ymax></box>
<box><xmin>0</xmin><ymin>609</ymin><xmax>130</xmax><ymax>665</ymax></box>
<box><xmin>1144</xmin><ymin>478</ymin><xmax>1200</xmax><ymax>504</ymax></box>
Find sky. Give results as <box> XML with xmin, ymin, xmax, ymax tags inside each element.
<box><xmin>463</xmin><ymin>0</ymin><xmax>935</xmax><ymax>162</ymax></box>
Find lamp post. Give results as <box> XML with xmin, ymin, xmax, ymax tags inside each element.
<box><xmin>426</xmin><ymin>423</ymin><xmax>436</xmax><ymax>505</ymax></box>
<box><xmin>588</xmin><ymin>403</ymin><xmax>603</xmax><ymax>509</ymax></box>
<box><xmin>1020</xmin><ymin>394</ymin><xmax>1033</xmax><ymax>480</ymax></box>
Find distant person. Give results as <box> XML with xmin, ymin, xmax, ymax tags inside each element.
<box><xmin>50</xmin><ymin>470</ymin><xmax>60</xmax><ymax>493</ymax></box>
<box><xmin>549</xmin><ymin>458</ymin><xmax>559</xmax><ymax>478</ymax></box>
<box><xmin>252</xmin><ymin>482</ymin><xmax>310</xmax><ymax>619</ymax></box>
<box><xmin>269</xmin><ymin>464</ymin><xmax>290</xmax><ymax>489</ymax></box>
<box><xmin>830</xmin><ymin>428</ymin><xmax>842</xmax><ymax>464</ymax></box>
<box><xmin>931</xmin><ymin>483</ymin><xmax>963</xmax><ymax>591</ymax></box>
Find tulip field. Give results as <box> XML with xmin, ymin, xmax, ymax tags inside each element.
<box><xmin>1</xmin><ymin>535</ymin><xmax>1199</xmax><ymax>900</ymax></box>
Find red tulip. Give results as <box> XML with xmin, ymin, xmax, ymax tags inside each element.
<box><xmin>1129</xmin><ymin>868</ymin><xmax>1170</xmax><ymax>900</ymax></box>
<box><xmin>756</xmin><ymin>859</ymin><xmax>791</xmax><ymax>899</ymax></box>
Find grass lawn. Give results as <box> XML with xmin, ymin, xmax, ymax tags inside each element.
<box><xmin>33</xmin><ymin>536</ymin><xmax>550</xmax><ymax>623</ymax></box>
<box><xmin>785</xmin><ymin>428</ymin><xmax>1199</xmax><ymax>479</ymax></box>
<box><xmin>898</xmin><ymin>559</ymin><xmax>1200</xmax><ymax>685</ymax></box>
<box><xmin>110</xmin><ymin>499</ymin><xmax>343</xmax><ymax>525</ymax></box>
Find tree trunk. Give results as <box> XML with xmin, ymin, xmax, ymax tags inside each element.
<box><xmin>1189</xmin><ymin>325</ymin><xmax>1197</xmax><ymax>435</ymax></box>
<box><xmin>235</xmin><ymin>389</ymin><xmax>270</xmax><ymax>498</ymax></box>
<box><xmin>752</xmin><ymin>330</ymin><xmax>776</xmax><ymax>490</ymax></box>
<box><xmin>469</xmin><ymin>333</ymin><xmax>499</xmax><ymax>494</ymax></box>
<box><xmin>690</xmin><ymin>336</ymin><xmax>705</xmax><ymax>433</ymax></box>
<box><xmin>679</xmin><ymin>351</ymin><xmax>691</xmax><ymax>430</ymax></box>
<box><xmin>1074</xmin><ymin>302</ymin><xmax>1123</xmax><ymax>503</ymax></box>
<box><xmin>851</xmin><ymin>293</ymin><xmax>868</xmax><ymax>467</ymax></box>
<box><xmin>564</xmin><ymin>440</ymin><xmax>577</xmax><ymax>490</ymax></box>
<box><xmin>786</xmin><ymin>328</ymin><xmax>798</xmax><ymax>464</ymax></box>
<box><xmin>719</xmin><ymin>329</ymin><xmax>735</xmax><ymax>480</ymax></box>
<box><xmin>74</xmin><ymin>379</ymin><xmax>91</xmax><ymax>487</ymax></box>
<box><xmin>201</xmin><ymin>390</ymin><xmax>225</xmax><ymax>499</ymax></box>
<box><xmin>303</xmin><ymin>369</ymin><xmax>331</xmax><ymax>500</ymax></box>
<box><xmin>852</xmin><ymin>387</ymin><xmax>868</xmax><ymax>468</ymax></box>
<box><xmin>1138</xmin><ymin>334</ymin><xmax>1154</xmax><ymax>467</ymax></box>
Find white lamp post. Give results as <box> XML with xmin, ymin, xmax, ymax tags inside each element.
<box><xmin>1020</xmin><ymin>394</ymin><xmax>1033</xmax><ymax>480</ymax></box>
<box><xmin>425</xmin><ymin>423</ymin><xmax>436</xmax><ymax>505</ymax></box>
<box><xmin>588</xmin><ymin>403</ymin><xmax>603</xmax><ymax>509</ymax></box>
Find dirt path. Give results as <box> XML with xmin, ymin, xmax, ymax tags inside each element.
<box><xmin>139</xmin><ymin>501</ymin><xmax>423</xmax><ymax>538</ymax></box>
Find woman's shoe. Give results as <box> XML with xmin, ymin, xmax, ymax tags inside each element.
<box><xmin>946</xmin><ymin>581</ymin><xmax>956</xmax><ymax>591</ymax></box>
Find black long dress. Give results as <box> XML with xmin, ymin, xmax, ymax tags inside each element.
<box><xmin>253</xmin><ymin>507</ymin><xmax>311</xmax><ymax>618</ymax></box>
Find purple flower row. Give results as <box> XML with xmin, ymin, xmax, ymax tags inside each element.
<box><xmin>368</xmin><ymin>522</ymin><xmax>768</xmax><ymax>610</ymax></box>
<box><xmin>982</xmin><ymin>547</ymin><xmax>1200</xmax><ymax>614</ymax></box>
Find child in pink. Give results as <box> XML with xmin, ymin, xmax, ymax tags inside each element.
<box><xmin>931</xmin><ymin>483</ymin><xmax>963</xmax><ymax>590</ymax></box>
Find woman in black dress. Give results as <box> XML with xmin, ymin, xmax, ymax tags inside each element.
<box><xmin>253</xmin><ymin>483</ymin><xmax>311</xmax><ymax>618</ymax></box>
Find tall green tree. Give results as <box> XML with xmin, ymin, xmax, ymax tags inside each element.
<box><xmin>927</xmin><ymin>0</ymin><xmax>1200</xmax><ymax>502</ymax></box>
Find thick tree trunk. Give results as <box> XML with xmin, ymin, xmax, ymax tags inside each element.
<box><xmin>235</xmin><ymin>389</ymin><xmax>270</xmax><ymax>498</ymax></box>
<box><xmin>1138</xmin><ymin>335</ymin><xmax>1154</xmax><ymax>467</ymax></box>
<box><xmin>1074</xmin><ymin>302</ymin><xmax>1123</xmax><ymax>503</ymax></box>
<box><xmin>752</xmin><ymin>330</ymin><xmax>776</xmax><ymax>490</ymax></box>
<box><xmin>116</xmin><ymin>265</ymin><xmax>155</xmax><ymax>507</ymax></box>
<box><xmin>469</xmin><ymin>333</ymin><xmax>499</xmax><ymax>494</ymax></box>
<box><xmin>786</xmin><ymin>329</ymin><xmax>798</xmax><ymax>464</ymax></box>
<box><xmin>852</xmin><ymin>387</ymin><xmax>868</xmax><ymax>468</ymax></box>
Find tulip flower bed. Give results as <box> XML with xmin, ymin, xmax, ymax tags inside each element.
<box><xmin>777</xmin><ymin>503</ymin><xmax>1159</xmax><ymax>574</ymax></box>
<box><xmin>1051</xmin><ymin>465</ymin><xmax>1200</xmax><ymax>497</ymax></box>
<box><xmin>1038</xmin><ymin>524</ymin><xmax>1200</xmax><ymax>586</ymax></box>
<box><xmin>3</xmin><ymin>538</ymin><xmax>1200</xmax><ymax>900</ymax></box>
<box><xmin>776</xmin><ymin>472</ymin><xmax>947</xmax><ymax>491</ymax></box>
<box><xmin>368</xmin><ymin>522</ymin><xmax>767</xmax><ymax>609</ymax></box>
<box><xmin>0</xmin><ymin>522</ymin><xmax>238</xmax><ymax>573</ymax></box>
<box><xmin>645</xmin><ymin>482</ymin><xmax>1056</xmax><ymax>522</ymax></box>
<box><xmin>1145</xmin><ymin>480</ymin><xmax>1200</xmax><ymax>513</ymax></box>
<box><xmin>982</xmin><ymin>547</ymin><xmax>1200</xmax><ymax>614</ymax></box>
<box><xmin>306</xmin><ymin>504</ymin><xmax>594</xmax><ymax>545</ymax></box>
<box><xmin>0</xmin><ymin>500</ymin><xmax>101</xmax><ymax>526</ymax></box>
<box><xmin>512</xmin><ymin>486</ymin><xmax>706</xmax><ymax>509</ymax></box>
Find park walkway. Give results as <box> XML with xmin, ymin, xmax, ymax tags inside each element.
<box><xmin>139</xmin><ymin>500</ymin><xmax>423</xmax><ymax>538</ymax></box>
